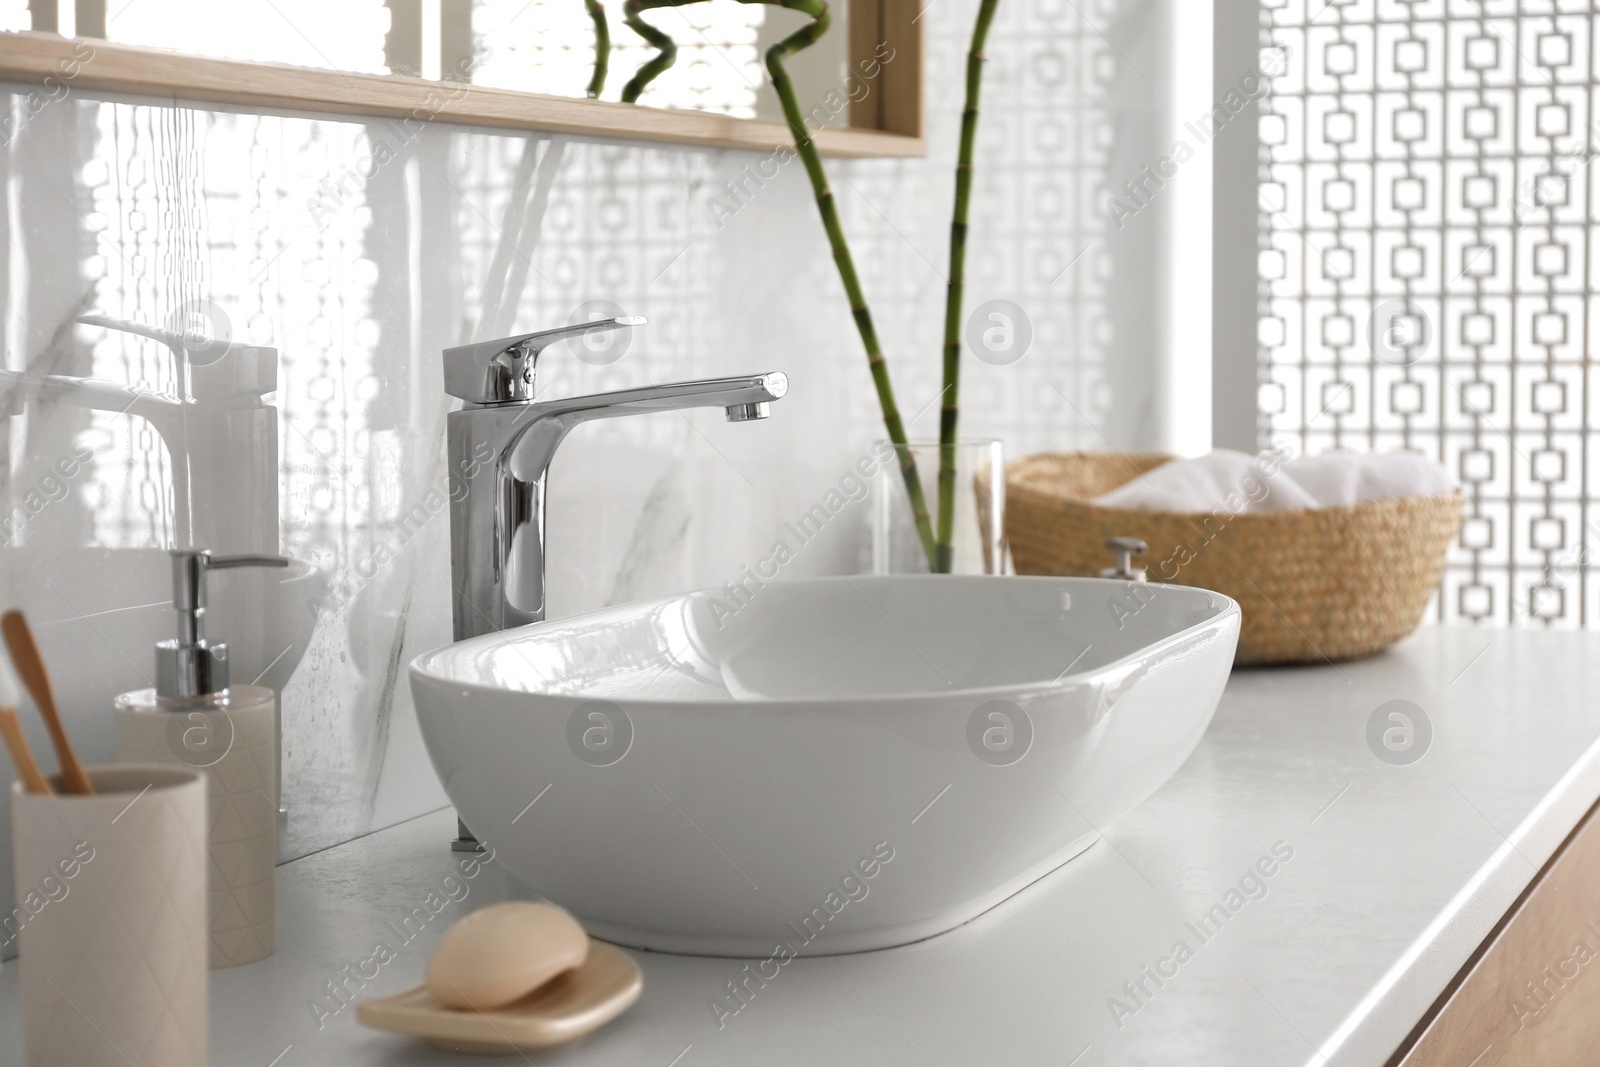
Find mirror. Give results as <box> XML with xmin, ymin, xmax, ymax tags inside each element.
<box><xmin>0</xmin><ymin>0</ymin><xmax>918</xmax><ymax>154</ymax></box>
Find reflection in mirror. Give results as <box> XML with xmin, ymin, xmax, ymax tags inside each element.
<box><xmin>81</xmin><ymin>0</ymin><xmax>850</xmax><ymax>121</ymax></box>
<box><xmin>474</xmin><ymin>0</ymin><xmax>849</xmax><ymax>120</ymax></box>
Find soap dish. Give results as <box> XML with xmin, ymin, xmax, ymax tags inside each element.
<box><xmin>356</xmin><ymin>942</ymin><xmax>642</xmax><ymax>1053</ymax></box>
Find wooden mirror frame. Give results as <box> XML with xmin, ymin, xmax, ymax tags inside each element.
<box><xmin>0</xmin><ymin>1</ymin><xmax>923</xmax><ymax>158</ymax></box>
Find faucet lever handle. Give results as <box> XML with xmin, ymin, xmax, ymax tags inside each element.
<box><xmin>443</xmin><ymin>315</ymin><xmax>647</xmax><ymax>404</ymax></box>
<box><xmin>77</xmin><ymin>313</ymin><xmax>278</xmax><ymax>399</ymax></box>
<box><xmin>78</xmin><ymin>313</ymin><xmax>188</xmax><ymax>354</ymax></box>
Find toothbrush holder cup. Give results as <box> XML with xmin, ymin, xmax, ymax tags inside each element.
<box><xmin>10</xmin><ymin>765</ymin><xmax>208</xmax><ymax>1067</ymax></box>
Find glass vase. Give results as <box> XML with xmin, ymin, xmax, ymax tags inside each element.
<box><xmin>872</xmin><ymin>439</ymin><xmax>1006</xmax><ymax>575</ymax></box>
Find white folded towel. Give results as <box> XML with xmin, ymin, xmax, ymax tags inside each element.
<box><xmin>1093</xmin><ymin>449</ymin><xmax>1456</xmax><ymax>513</ymax></box>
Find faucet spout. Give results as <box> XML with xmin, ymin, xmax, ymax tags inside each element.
<box><xmin>519</xmin><ymin>371</ymin><xmax>786</xmax><ymax>431</ymax></box>
<box><xmin>447</xmin><ymin>370</ymin><xmax>788</xmax><ymax>639</ymax></box>
<box><xmin>0</xmin><ymin>368</ymin><xmax>184</xmax><ymax>421</ymax></box>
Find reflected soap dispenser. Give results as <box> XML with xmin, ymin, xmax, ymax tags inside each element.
<box><xmin>114</xmin><ymin>548</ymin><xmax>286</xmax><ymax>969</ymax></box>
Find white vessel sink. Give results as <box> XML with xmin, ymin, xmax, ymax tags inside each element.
<box><xmin>411</xmin><ymin>575</ymin><xmax>1239</xmax><ymax>956</ymax></box>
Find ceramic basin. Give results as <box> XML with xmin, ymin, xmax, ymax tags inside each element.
<box><xmin>411</xmin><ymin>575</ymin><xmax>1240</xmax><ymax>956</ymax></box>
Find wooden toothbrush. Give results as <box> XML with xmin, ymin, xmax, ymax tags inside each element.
<box><xmin>0</xmin><ymin>706</ymin><xmax>53</xmax><ymax>794</ymax></box>
<box><xmin>2</xmin><ymin>610</ymin><xmax>93</xmax><ymax>794</ymax></box>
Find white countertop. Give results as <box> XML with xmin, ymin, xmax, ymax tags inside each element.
<box><xmin>4</xmin><ymin>625</ymin><xmax>1600</xmax><ymax>1067</ymax></box>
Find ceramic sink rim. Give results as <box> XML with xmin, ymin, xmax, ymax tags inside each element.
<box><xmin>410</xmin><ymin>572</ymin><xmax>1243</xmax><ymax>954</ymax></box>
<box><xmin>409</xmin><ymin>574</ymin><xmax>1242</xmax><ymax>707</ymax></box>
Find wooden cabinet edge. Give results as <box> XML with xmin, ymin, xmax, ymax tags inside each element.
<box><xmin>1389</xmin><ymin>796</ymin><xmax>1600</xmax><ymax>1067</ymax></box>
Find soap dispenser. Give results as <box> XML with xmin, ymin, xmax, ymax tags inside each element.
<box><xmin>114</xmin><ymin>548</ymin><xmax>287</xmax><ymax>969</ymax></box>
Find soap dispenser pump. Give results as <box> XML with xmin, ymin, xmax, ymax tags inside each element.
<box><xmin>114</xmin><ymin>548</ymin><xmax>287</xmax><ymax>969</ymax></box>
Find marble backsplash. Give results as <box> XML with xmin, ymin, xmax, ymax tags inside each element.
<box><xmin>0</xmin><ymin>0</ymin><xmax>1185</xmax><ymax>956</ymax></box>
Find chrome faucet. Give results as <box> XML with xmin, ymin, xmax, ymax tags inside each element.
<box><xmin>444</xmin><ymin>315</ymin><xmax>788</xmax><ymax>641</ymax></box>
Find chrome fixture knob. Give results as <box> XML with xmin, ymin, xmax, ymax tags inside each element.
<box><xmin>443</xmin><ymin>316</ymin><xmax>647</xmax><ymax>404</ymax></box>
<box><xmin>1101</xmin><ymin>536</ymin><xmax>1148</xmax><ymax>581</ymax></box>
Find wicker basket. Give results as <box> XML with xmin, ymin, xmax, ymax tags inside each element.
<box><xmin>1005</xmin><ymin>452</ymin><xmax>1464</xmax><ymax>665</ymax></box>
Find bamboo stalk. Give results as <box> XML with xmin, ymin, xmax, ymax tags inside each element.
<box><xmin>752</xmin><ymin>0</ymin><xmax>936</xmax><ymax>567</ymax></box>
<box><xmin>621</xmin><ymin>0</ymin><xmax>938</xmax><ymax>566</ymax></box>
<box><xmin>621</xmin><ymin>0</ymin><xmax>679</xmax><ymax>102</ymax></box>
<box><xmin>587</xmin><ymin>0</ymin><xmax>610</xmax><ymax>99</ymax></box>
<box><xmin>936</xmin><ymin>0</ymin><xmax>1000</xmax><ymax>574</ymax></box>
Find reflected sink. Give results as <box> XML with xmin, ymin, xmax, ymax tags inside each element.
<box><xmin>1</xmin><ymin>546</ymin><xmax>324</xmax><ymax>772</ymax></box>
<box><xmin>3</xmin><ymin>546</ymin><xmax>324</xmax><ymax>697</ymax></box>
<box><xmin>411</xmin><ymin>575</ymin><xmax>1240</xmax><ymax>956</ymax></box>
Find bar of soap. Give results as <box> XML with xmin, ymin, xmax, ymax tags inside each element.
<box><xmin>426</xmin><ymin>901</ymin><xmax>589</xmax><ymax>1011</ymax></box>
